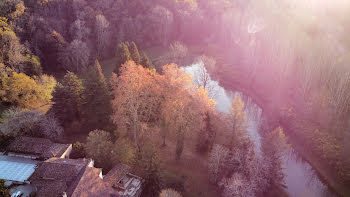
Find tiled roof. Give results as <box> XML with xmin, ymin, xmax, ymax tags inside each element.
<box><xmin>29</xmin><ymin>158</ymin><xmax>89</xmax><ymax>197</ymax></box>
<box><xmin>6</xmin><ymin>137</ymin><xmax>71</xmax><ymax>159</ymax></box>
<box><xmin>104</xmin><ymin>163</ymin><xmax>131</xmax><ymax>187</ymax></box>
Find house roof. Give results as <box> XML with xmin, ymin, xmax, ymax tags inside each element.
<box><xmin>29</xmin><ymin>158</ymin><xmax>89</xmax><ymax>197</ymax></box>
<box><xmin>70</xmin><ymin>166</ymin><xmax>120</xmax><ymax>197</ymax></box>
<box><xmin>29</xmin><ymin>158</ymin><xmax>123</xmax><ymax>197</ymax></box>
<box><xmin>6</xmin><ymin>137</ymin><xmax>71</xmax><ymax>159</ymax></box>
<box><xmin>104</xmin><ymin>163</ymin><xmax>131</xmax><ymax>187</ymax></box>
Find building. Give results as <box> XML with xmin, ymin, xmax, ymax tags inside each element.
<box><xmin>104</xmin><ymin>164</ymin><xmax>143</xmax><ymax>197</ymax></box>
<box><xmin>1</xmin><ymin>137</ymin><xmax>143</xmax><ymax>197</ymax></box>
<box><xmin>6</xmin><ymin>137</ymin><xmax>72</xmax><ymax>160</ymax></box>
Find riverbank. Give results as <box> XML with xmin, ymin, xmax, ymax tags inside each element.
<box><xmin>212</xmin><ymin>63</ymin><xmax>350</xmax><ymax>197</ymax></box>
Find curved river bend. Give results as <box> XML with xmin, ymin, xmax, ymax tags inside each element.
<box><xmin>184</xmin><ymin>62</ymin><xmax>337</xmax><ymax>197</ymax></box>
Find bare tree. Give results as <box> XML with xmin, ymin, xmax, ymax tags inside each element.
<box><xmin>95</xmin><ymin>14</ymin><xmax>110</xmax><ymax>57</ymax></box>
<box><xmin>59</xmin><ymin>39</ymin><xmax>90</xmax><ymax>73</ymax></box>
<box><xmin>150</xmin><ymin>5</ymin><xmax>174</xmax><ymax>46</ymax></box>
<box><xmin>70</xmin><ymin>19</ymin><xmax>90</xmax><ymax>41</ymax></box>
<box><xmin>39</xmin><ymin>113</ymin><xmax>64</xmax><ymax>141</ymax></box>
<box><xmin>208</xmin><ymin>144</ymin><xmax>229</xmax><ymax>184</ymax></box>
<box><xmin>193</xmin><ymin>56</ymin><xmax>218</xmax><ymax>98</ymax></box>
<box><xmin>169</xmin><ymin>41</ymin><xmax>188</xmax><ymax>64</ymax></box>
<box><xmin>219</xmin><ymin>173</ymin><xmax>256</xmax><ymax>197</ymax></box>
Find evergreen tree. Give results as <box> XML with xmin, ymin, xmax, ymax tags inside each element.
<box><xmin>129</xmin><ymin>41</ymin><xmax>141</xmax><ymax>64</ymax></box>
<box><xmin>115</xmin><ymin>42</ymin><xmax>131</xmax><ymax>75</ymax></box>
<box><xmin>81</xmin><ymin>59</ymin><xmax>112</xmax><ymax>131</ymax></box>
<box><xmin>140</xmin><ymin>53</ymin><xmax>153</xmax><ymax>69</ymax></box>
<box><xmin>51</xmin><ymin>71</ymin><xmax>84</xmax><ymax>127</ymax></box>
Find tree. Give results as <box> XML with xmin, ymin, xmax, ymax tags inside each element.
<box><xmin>59</xmin><ymin>39</ymin><xmax>90</xmax><ymax>73</ymax></box>
<box><xmin>85</xmin><ymin>130</ymin><xmax>114</xmax><ymax>171</ymax></box>
<box><xmin>261</xmin><ymin>127</ymin><xmax>287</xmax><ymax>191</ymax></box>
<box><xmin>196</xmin><ymin>111</ymin><xmax>215</xmax><ymax>153</ymax></box>
<box><xmin>38</xmin><ymin>113</ymin><xmax>64</xmax><ymax>141</ymax></box>
<box><xmin>51</xmin><ymin>71</ymin><xmax>83</xmax><ymax>127</ymax></box>
<box><xmin>70</xmin><ymin>141</ymin><xmax>86</xmax><ymax>159</ymax></box>
<box><xmin>129</xmin><ymin>41</ymin><xmax>141</xmax><ymax>64</ymax></box>
<box><xmin>169</xmin><ymin>41</ymin><xmax>188</xmax><ymax>64</ymax></box>
<box><xmin>0</xmin><ymin>107</ymin><xmax>63</xmax><ymax>140</ymax></box>
<box><xmin>193</xmin><ymin>57</ymin><xmax>218</xmax><ymax>98</ymax></box>
<box><xmin>140</xmin><ymin>53</ymin><xmax>153</xmax><ymax>69</ymax></box>
<box><xmin>0</xmin><ymin>19</ymin><xmax>25</xmax><ymax>69</ymax></box>
<box><xmin>0</xmin><ymin>179</ymin><xmax>9</xmax><ymax>197</ymax></box>
<box><xmin>2</xmin><ymin>72</ymin><xmax>56</xmax><ymax>109</ymax></box>
<box><xmin>95</xmin><ymin>14</ymin><xmax>110</xmax><ymax>58</ymax></box>
<box><xmin>70</xmin><ymin>19</ymin><xmax>90</xmax><ymax>41</ymax></box>
<box><xmin>159</xmin><ymin>189</ymin><xmax>182</xmax><ymax>197</ymax></box>
<box><xmin>111</xmin><ymin>61</ymin><xmax>161</xmax><ymax>147</ymax></box>
<box><xmin>219</xmin><ymin>173</ymin><xmax>255</xmax><ymax>197</ymax></box>
<box><xmin>23</xmin><ymin>54</ymin><xmax>42</xmax><ymax>77</ymax></box>
<box><xmin>112</xmin><ymin>138</ymin><xmax>136</xmax><ymax>166</ymax></box>
<box><xmin>115</xmin><ymin>42</ymin><xmax>131</xmax><ymax>75</ymax></box>
<box><xmin>137</xmin><ymin>141</ymin><xmax>162</xmax><ymax>197</ymax></box>
<box><xmin>227</xmin><ymin>95</ymin><xmax>248</xmax><ymax>148</ymax></box>
<box><xmin>81</xmin><ymin>59</ymin><xmax>112</xmax><ymax>131</ymax></box>
<box><xmin>208</xmin><ymin>144</ymin><xmax>229</xmax><ymax>184</ymax></box>
<box><xmin>149</xmin><ymin>5</ymin><xmax>174</xmax><ymax>46</ymax></box>
<box><xmin>0</xmin><ymin>107</ymin><xmax>41</xmax><ymax>136</ymax></box>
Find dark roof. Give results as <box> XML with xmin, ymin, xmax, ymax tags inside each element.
<box><xmin>29</xmin><ymin>158</ymin><xmax>89</xmax><ymax>197</ymax></box>
<box><xmin>7</xmin><ymin>137</ymin><xmax>71</xmax><ymax>159</ymax></box>
<box><xmin>30</xmin><ymin>158</ymin><xmax>121</xmax><ymax>197</ymax></box>
<box><xmin>70</xmin><ymin>166</ymin><xmax>120</xmax><ymax>197</ymax></box>
<box><xmin>104</xmin><ymin>164</ymin><xmax>131</xmax><ymax>187</ymax></box>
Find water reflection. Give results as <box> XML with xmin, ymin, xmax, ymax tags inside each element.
<box><xmin>184</xmin><ymin>62</ymin><xmax>337</xmax><ymax>197</ymax></box>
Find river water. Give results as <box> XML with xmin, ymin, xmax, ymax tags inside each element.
<box><xmin>184</xmin><ymin>62</ymin><xmax>337</xmax><ymax>197</ymax></box>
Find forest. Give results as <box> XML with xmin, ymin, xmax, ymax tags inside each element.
<box><xmin>0</xmin><ymin>0</ymin><xmax>350</xmax><ymax>197</ymax></box>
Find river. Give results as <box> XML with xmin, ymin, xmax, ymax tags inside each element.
<box><xmin>184</xmin><ymin>62</ymin><xmax>337</xmax><ymax>197</ymax></box>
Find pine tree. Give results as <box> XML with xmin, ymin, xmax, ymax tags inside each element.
<box><xmin>129</xmin><ymin>41</ymin><xmax>141</xmax><ymax>64</ymax></box>
<box><xmin>51</xmin><ymin>71</ymin><xmax>84</xmax><ymax>127</ymax></box>
<box><xmin>115</xmin><ymin>42</ymin><xmax>131</xmax><ymax>75</ymax></box>
<box><xmin>140</xmin><ymin>53</ymin><xmax>153</xmax><ymax>69</ymax></box>
<box><xmin>81</xmin><ymin>59</ymin><xmax>112</xmax><ymax>131</ymax></box>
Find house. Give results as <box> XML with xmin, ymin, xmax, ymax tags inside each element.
<box><xmin>29</xmin><ymin>158</ymin><xmax>142</xmax><ymax>197</ymax></box>
<box><xmin>104</xmin><ymin>164</ymin><xmax>143</xmax><ymax>197</ymax></box>
<box><xmin>3</xmin><ymin>137</ymin><xmax>143</xmax><ymax>197</ymax></box>
<box><xmin>6</xmin><ymin>137</ymin><xmax>72</xmax><ymax>160</ymax></box>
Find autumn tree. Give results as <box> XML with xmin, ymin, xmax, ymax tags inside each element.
<box><xmin>70</xmin><ymin>141</ymin><xmax>86</xmax><ymax>159</ymax></box>
<box><xmin>2</xmin><ymin>72</ymin><xmax>56</xmax><ymax>109</ymax></box>
<box><xmin>227</xmin><ymin>95</ymin><xmax>248</xmax><ymax>148</ymax></box>
<box><xmin>23</xmin><ymin>54</ymin><xmax>42</xmax><ymax>77</ymax></box>
<box><xmin>159</xmin><ymin>189</ymin><xmax>182</xmax><ymax>197</ymax></box>
<box><xmin>51</xmin><ymin>71</ymin><xmax>84</xmax><ymax>127</ymax></box>
<box><xmin>115</xmin><ymin>42</ymin><xmax>131</xmax><ymax>75</ymax></box>
<box><xmin>81</xmin><ymin>59</ymin><xmax>112</xmax><ymax>131</ymax></box>
<box><xmin>111</xmin><ymin>61</ymin><xmax>161</xmax><ymax>147</ymax></box>
<box><xmin>129</xmin><ymin>41</ymin><xmax>141</xmax><ymax>64</ymax></box>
